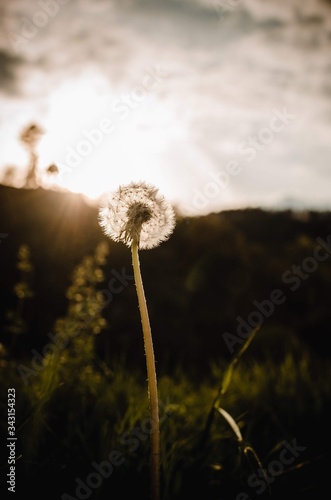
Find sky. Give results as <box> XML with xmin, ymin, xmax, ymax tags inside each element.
<box><xmin>0</xmin><ymin>0</ymin><xmax>331</xmax><ymax>216</ymax></box>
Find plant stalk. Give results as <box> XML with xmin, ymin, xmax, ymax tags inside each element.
<box><xmin>131</xmin><ymin>240</ymin><xmax>160</xmax><ymax>500</ymax></box>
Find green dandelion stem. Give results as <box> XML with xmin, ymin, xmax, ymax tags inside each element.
<box><xmin>131</xmin><ymin>239</ymin><xmax>160</xmax><ymax>500</ymax></box>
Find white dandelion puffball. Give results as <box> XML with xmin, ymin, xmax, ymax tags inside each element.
<box><xmin>98</xmin><ymin>182</ymin><xmax>176</xmax><ymax>249</ymax></box>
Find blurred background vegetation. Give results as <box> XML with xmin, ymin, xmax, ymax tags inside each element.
<box><xmin>0</xmin><ymin>184</ymin><xmax>331</xmax><ymax>499</ymax></box>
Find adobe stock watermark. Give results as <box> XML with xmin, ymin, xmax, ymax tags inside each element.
<box><xmin>223</xmin><ymin>233</ymin><xmax>331</xmax><ymax>353</ymax></box>
<box><xmin>213</xmin><ymin>0</ymin><xmax>244</xmax><ymax>22</ymax></box>
<box><xmin>236</xmin><ymin>439</ymin><xmax>307</xmax><ymax>499</ymax></box>
<box><xmin>61</xmin><ymin>399</ymin><xmax>173</xmax><ymax>500</ymax></box>
<box><xmin>17</xmin><ymin>267</ymin><xmax>133</xmax><ymax>384</ymax></box>
<box><xmin>237</xmin><ymin>107</ymin><xmax>296</xmax><ymax>163</ymax></box>
<box><xmin>56</xmin><ymin>65</ymin><xmax>167</xmax><ymax>182</ymax></box>
<box><xmin>185</xmin><ymin>107</ymin><xmax>296</xmax><ymax>214</ymax></box>
<box><xmin>282</xmin><ymin>235</ymin><xmax>331</xmax><ymax>291</ymax></box>
<box><xmin>7</xmin><ymin>0</ymin><xmax>71</xmax><ymax>53</ymax></box>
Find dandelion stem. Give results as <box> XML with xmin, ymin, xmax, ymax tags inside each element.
<box><xmin>131</xmin><ymin>240</ymin><xmax>160</xmax><ymax>500</ymax></box>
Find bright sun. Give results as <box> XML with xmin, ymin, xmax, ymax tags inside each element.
<box><xmin>37</xmin><ymin>75</ymin><xmax>185</xmax><ymax>203</ymax></box>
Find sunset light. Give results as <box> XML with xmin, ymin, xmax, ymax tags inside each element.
<box><xmin>1</xmin><ymin>0</ymin><xmax>331</xmax><ymax>215</ymax></box>
<box><xmin>36</xmin><ymin>73</ymin><xmax>189</xmax><ymax>204</ymax></box>
<box><xmin>1</xmin><ymin>1</ymin><xmax>331</xmax><ymax>499</ymax></box>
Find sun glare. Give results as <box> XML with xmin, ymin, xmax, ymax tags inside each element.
<box><xmin>39</xmin><ymin>77</ymin><xmax>186</xmax><ymax>203</ymax></box>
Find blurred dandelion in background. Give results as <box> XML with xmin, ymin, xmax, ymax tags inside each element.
<box><xmin>19</xmin><ymin>123</ymin><xmax>44</xmax><ymax>189</ymax></box>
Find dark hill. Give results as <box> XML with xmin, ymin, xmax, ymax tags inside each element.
<box><xmin>1</xmin><ymin>184</ymin><xmax>331</xmax><ymax>373</ymax></box>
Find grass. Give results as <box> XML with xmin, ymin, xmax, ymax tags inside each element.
<box><xmin>1</xmin><ymin>242</ymin><xmax>330</xmax><ymax>499</ymax></box>
<box><xmin>1</xmin><ymin>340</ymin><xmax>330</xmax><ymax>500</ymax></box>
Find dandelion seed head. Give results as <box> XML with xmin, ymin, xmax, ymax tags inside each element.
<box><xmin>98</xmin><ymin>182</ymin><xmax>176</xmax><ymax>249</ymax></box>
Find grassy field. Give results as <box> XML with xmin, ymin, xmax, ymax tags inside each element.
<box><xmin>1</xmin><ymin>328</ymin><xmax>330</xmax><ymax>500</ymax></box>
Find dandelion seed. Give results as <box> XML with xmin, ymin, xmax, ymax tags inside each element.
<box><xmin>98</xmin><ymin>181</ymin><xmax>175</xmax><ymax>500</ymax></box>
<box><xmin>98</xmin><ymin>181</ymin><xmax>176</xmax><ymax>249</ymax></box>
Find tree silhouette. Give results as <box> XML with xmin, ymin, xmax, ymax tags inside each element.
<box><xmin>19</xmin><ymin>123</ymin><xmax>43</xmax><ymax>188</ymax></box>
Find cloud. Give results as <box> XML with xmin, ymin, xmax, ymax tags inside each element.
<box><xmin>0</xmin><ymin>0</ymin><xmax>331</xmax><ymax>213</ymax></box>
